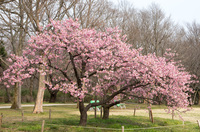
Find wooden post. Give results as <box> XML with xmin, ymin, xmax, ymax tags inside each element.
<box><xmin>0</xmin><ymin>113</ymin><xmax>3</xmax><ymax>129</ymax></box>
<box><xmin>49</xmin><ymin>109</ymin><xmax>51</xmax><ymax>119</ymax></box>
<box><xmin>100</xmin><ymin>106</ymin><xmax>102</xmax><ymax>119</ymax></box>
<box><xmin>94</xmin><ymin>90</ymin><xmax>97</xmax><ymax>118</ymax></box>
<box><xmin>172</xmin><ymin>110</ymin><xmax>174</xmax><ymax>120</ymax></box>
<box><xmin>41</xmin><ymin>120</ymin><xmax>45</xmax><ymax>132</ymax></box>
<box><xmin>1</xmin><ymin>113</ymin><xmax>3</xmax><ymax>123</ymax></box>
<box><xmin>22</xmin><ymin>110</ymin><xmax>24</xmax><ymax>122</ymax></box>
<box><xmin>133</xmin><ymin>107</ymin><xmax>136</xmax><ymax>116</ymax></box>
<box><xmin>122</xmin><ymin>126</ymin><xmax>124</xmax><ymax>132</ymax></box>
<box><xmin>148</xmin><ymin>103</ymin><xmax>154</xmax><ymax>123</ymax></box>
<box><xmin>94</xmin><ymin>101</ymin><xmax>96</xmax><ymax>118</ymax></box>
<box><xmin>197</xmin><ymin>120</ymin><xmax>200</xmax><ymax>129</ymax></box>
<box><xmin>148</xmin><ymin>108</ymin><xmax>154</xmax><ymax>123</ymax></box>
<box><xmin>0</xmin><ymin>116</ymin><xmax>1</xmax><ymax>129</ymax></box>
<box><xmin>93</xmin><ymin>78</ymin><xmax>98</xmax><ymax>119</ymax></box>
<box><xmin>150</xmin><ymin>110</ymin><xmax>154</xmax><ymax>123</ymax></box>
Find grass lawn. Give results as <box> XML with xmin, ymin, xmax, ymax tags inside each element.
<box><xmin>0</xmin><ymin>104</ymin><xmax>199</xmax><ymax>132</ymax></box>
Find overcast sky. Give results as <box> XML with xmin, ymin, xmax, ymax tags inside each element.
<box><xmin>112</xmin><ymin>0</ymin><xmax>200</xmax><ymax>26</ymax></box>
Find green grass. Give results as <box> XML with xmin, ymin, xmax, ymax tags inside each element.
<box><xmin>0</xmin><ymin>104</ymin><xmax>199</xmax><ymax>132</ymax></box>
<box><xmin>1</xmin><ymin>115</ymin><xmax>198</xmax><ymax>132</ymax></box>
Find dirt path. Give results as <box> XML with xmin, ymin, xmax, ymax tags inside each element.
<box><xmin>0</xmin><ymin>104</ymin><xmax>76</xmax><ymax>109</ymax></box>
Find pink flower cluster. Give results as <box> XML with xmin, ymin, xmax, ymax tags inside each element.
<box><xmin>0</xmin><ymin>19</ymin><xmax>195</xmax><ymax>110</ymax></box>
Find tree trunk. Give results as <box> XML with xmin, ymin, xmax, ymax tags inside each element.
<box><xmin>100</xmin><ymin>106</ymin><xmax>103</xmax><ymax>118</ymax></box>
<box><xmin>10</xmin><ymin>83</ymin><xmax>21</xmax><ymax>109</ymax></box>
<box><xmin>46</xmin><ymin>82</ymin><xmax>58</xmax><ymax>103</ymax></box>
<box><xmin>103</xmin><ymin>106</ymin><xmax>110</xmax><ymax>119</ymax></box>
<box><xmin>4</xmin><ymin>87</ymin><xmax>11</xmax><ymax>103</ymax></box>
<box><xmin>18</xmin><ymin>84</ymin><xmax>21</xmax><ymax>106</ymax></box>
<box><xmin>29</xmin><ymin>77</ymin><xmax>34</xmax><ymax>102</ymax></box>
<box><xmin>33</xmin><ymin>73</ymin><xmax>45</xmax><ymax>113</ymax></box>
<box><xmin>198</xmin><ymin>91</ymin><xmax>200</xmax><ymax>105</ymax></box>
<box><xmin>79</xmin><ymin>101</ymin><xmax>87</xmax><ymax>126</ymax></box>
<box><xmin>11</xmin><ymin>0</ymin><xmax>23</xmax><ymax>110</ymax></box>
<box><xmin>94</xmin><ymin>95</ymin><xmax>97</xmax><ymax>118</ymax></box>
<box><xmin>49</xmin><ymin>92</ymin><xmax>57</xmax><ymax>103</ymax></box>
<box><xmin>76</xmin><ymin>98</ymin><xmax>79</xmax><ymax>108</ymax></box>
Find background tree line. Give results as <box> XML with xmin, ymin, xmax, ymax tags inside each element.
<box><xmin>0</xmin><ymin>0</ymin><xmax>200</xmax><ymax>108</ymax></box>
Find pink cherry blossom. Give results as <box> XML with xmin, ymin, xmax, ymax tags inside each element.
<box><xmin>0</xmin><ymin>19</ymin><xmax>195</xmax><ymax>117</ymax></box>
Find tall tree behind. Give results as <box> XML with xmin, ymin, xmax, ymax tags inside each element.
<box><xmin>115</xmin><ymin>3</ymin><xmax>175</xmax><ymax>56</ymax></box>
<box><xmin>138</xmin><ymin>4</ymin><xmax>175</xmax><ymax>56</ymax></box>
<box><xmin>0</xmin><ymin>0</ymin><xmax>77</xmax><ymax>111</ymax></box>
<box><xmin>0</xmin><ymin>0</ymin><xmax>14</xmax><ymax>5</ymax></box>
<box><xmin>0</xmin><ymin>40</ymin><xmax>11</xmax><ymax>103</ymax></box>
<box><xmin>64</xmin><ymin>0</ymin><xmax>117</xmax><ymax>30</ymax></box>
<box><xmin>175</xmin><ymin>22</ymin><xmax>200</xmax><ymax>104</ymax></box>
<box><xmin>21</xmin><ymin>0</ymin><xmax>79</xmax><ymax>113</ymax></box>
<box><xmin>0</xmin><ymin>0</ymin><xmax>29</xmax><ymax>109</ymax></box>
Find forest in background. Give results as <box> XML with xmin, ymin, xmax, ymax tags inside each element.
<box><xmin>0</xmin><ymin>0</ymin><xmax>200</xmax><ymax>105</ymax></box>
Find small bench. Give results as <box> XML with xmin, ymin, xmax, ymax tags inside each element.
<box><xmin>114</xmin><ymin>100</ymin><xmax>126</xmax><ymax>109</ymax></box>
<box><xmin>89</xmin><ymin>100</ymin><xmax>100</xmax><ymax>111</ymax></box>
<box><xmin>119</xmin><ymin>103</ymin><xmax>126</xmax><ymax>109</ymax></box>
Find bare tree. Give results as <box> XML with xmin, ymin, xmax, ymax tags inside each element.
<box><xmin>0</xmin><ymin>0</ymin><xmax>78</xmax><ymax>112</ymax></box>
<box><xmin>175</xmin><ymin>21</ymin><xmax>200</xmax><ymax>104</ymax></box>
<box><xmin>119</xmin><ymin>3</ymin><xmax>175</xmax><ymax>56</ymax></box>
<box><xmin>0</xmin><ymin>0</ymin><xmax>29</xmax><ymax>109</ymax></box>
<box><xmin>0</xmin><ymin>0</ymin><xmax>14</xmax><ymax>5</ymax></box>
<box><xmin>0</xmin><ymin>40</ymin><xmax>12</xmax><ymax>103</ymax></box>
<box><xmin>63</xmin><ymin>0</ymin><xmax>117</xmax><ymax>30</ymax></box>
<box><xmin>20</xmin><ymin>0</ymin><xmax>79</xmax><ymax>113</ymax></box>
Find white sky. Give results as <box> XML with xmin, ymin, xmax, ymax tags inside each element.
<box><xmin>112</xmin><ymin>0</ymin><xmax>200</xmax><ymax>26</ymax></box>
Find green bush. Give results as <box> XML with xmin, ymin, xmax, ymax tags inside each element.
<box><xmin>43</xmin><ymin>90</ymin><xmax>50</xmax><ymax>101</ymax></box>
<box><xmin>21</xmin><ymin>89</ymin><xmax>30</xmax><ymax>96</ymax></box>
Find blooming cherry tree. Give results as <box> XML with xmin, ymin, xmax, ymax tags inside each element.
<box><xmin>1</xmin><ymin>19</ymin><xmax>194</xmax><ymax>125</ymax></box>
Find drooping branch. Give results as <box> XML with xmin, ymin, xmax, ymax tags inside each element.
<box><xmin>106</xmin><ymin>98</ymin><xmax>129</xmax><ymax>108</ymax></box>
<box><xmin>85</xmin><ymin>83</ymin><xmax>150</xmax><ymax>110</ymax></box>
<box><xmin>121</xmin><ymin>92</ymin><xmax>162</xmax><ymax>104</ymax></box>
<box><xmin>105</xmin><ymin>82</ymin><xmax>149</xmax><ymax>103</ymax></box>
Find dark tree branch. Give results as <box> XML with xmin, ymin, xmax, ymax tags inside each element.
<box><xmin>85</xmin><ymin>82</ymin><xmax>150</xmax><ymax>110</ymax></box>
<box><xmin>47</xmin><ymin>59</ymin><xmax>72</xmax><ymax>82</ymax></box>
<box><xmin>69</xmin><ymin>52</ymin><xmax>81</xmax><ymax>88</ymax></box>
